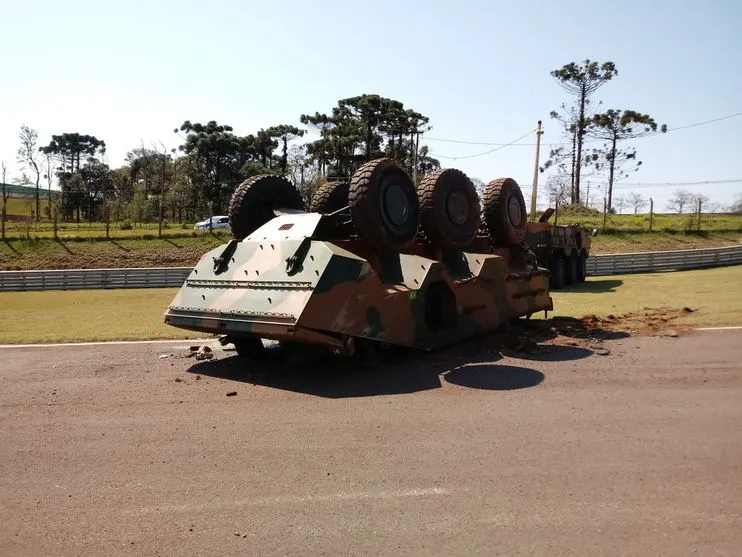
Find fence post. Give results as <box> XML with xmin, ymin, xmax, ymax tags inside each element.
<box><xmin>697</xmin><ymin>199</ymin><xmax>702</xmax><ymax>231</ymax></box>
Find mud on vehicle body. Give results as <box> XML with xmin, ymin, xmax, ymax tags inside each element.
<box><xmin>164</xmin><ymin>158</ymin><xmax>553</xmax><ymax>358</ymax></box>
<box><xmin>524</xmin><ymin>208</ymin><xmax>592</xmax><ymax>290</ymax></box>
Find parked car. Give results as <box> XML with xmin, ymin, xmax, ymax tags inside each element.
<box><xmin>194</xmin><ymin>216</ymin><xmax>231</xmax><ymax>230</ymax></box>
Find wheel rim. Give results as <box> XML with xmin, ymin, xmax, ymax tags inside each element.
<box><xmin>381</xmin><ymin>182</ymin><xmax>411</xmax><ymax>231</ymax></box>
<box><xmin>507</xmin><ymin>196</ymin><xmax>522</xmax><ymax>227</ymax></box>
<box><xmin>446</xmin><ymin>190</ymin><xmax>469</xmax><ymax>226</ymax></box>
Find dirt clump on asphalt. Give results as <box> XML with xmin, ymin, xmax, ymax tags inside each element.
<box><xmin>579</xmin><ymin>306</ymin><xmax>697</xmax><ymax>337</ymax></box>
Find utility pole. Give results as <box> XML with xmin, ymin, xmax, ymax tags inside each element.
<box><xmin>530</xmin><ymin>120</ymin><xmax>544</xmax><ymax>221</ymax></box>
<box><xmin>602</xmin><ymin>196</ymin><xmax>608</xmax><ymax>232</ymax></box>
<box><xmin>585</xmin><ymin>181</ymin><xmax>591</xmax><ymax>209</ymax></box>
<box><xmin>412</xmin><ymin>130</ymin><xmax>420</xmax><ymax>185</ymax></box>
<box><xmin>697</xmin><ymin>198</ymin><xmax>702</xmax><ymax>231</ymax></box>
<box><xmin>649</xmin><ymin>197</ymin><xmax>654</xmax><ymax>231</ymax></box>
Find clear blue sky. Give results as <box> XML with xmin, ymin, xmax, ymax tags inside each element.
<box><xmin>2</xmin><ymin>0</ymin><xmax>741</xmax><ymax>212</ymax></box>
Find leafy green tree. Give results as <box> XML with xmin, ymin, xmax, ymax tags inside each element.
<box><xmin>40</xmin><ymin>132</ymin><xmax>106</xmax><ymax>174</ymax></box>
<box><xmin>300</xmin><ymin>110</ymin><xmax>363</xmax><ymax>177</ymax></box>
<box><xmin>301</xmin><ymin>94</ymin><xmax>431</xmax><ymax>179</ymax></box>
<box><xmin>589</xmin><ymin>109</ymin><xmax>666</xmax><ymax>210</ymax></box>
<box><xmin>175</xmin><ymin>120</ymin><xmax>253</xmax><ymax>213</ymax></box>
<box><xmin>337</xmin><ymin>94</ymin><xmax>404</xmax><ymax>160</ymax></box>
<box><xmin>550</xmin><ymin>60</ymin><xmax>618</xmax><ymax>203</ymax></box>
<box><xmin>415</xmin><ymin>145</ymin><xmax>440</xmax><ymax>179</ymax></box>
<box><xmin>80</xmin><ymin>160</ymin><xmax>115</xmax><ymax>221</ymax></box>
<box><xmin>40</xmin><ymin>133</ymin><xmax>106</xmax><ymax>222</ymax></box>
<box><xmin>267</xmin><ymin>125</ymin><xmax>305</xmax><ymax>171</ymax></box>
<box><xmin>251</xmin><ymin>129</ymin><xmax>279</xmax><ymax>168</ymax></box>
<box><xmin>125</xmin><ymin>146</ymin><xmax>172</xmax><ymax>197</ymax></box>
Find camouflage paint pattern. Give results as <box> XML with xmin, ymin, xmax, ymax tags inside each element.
<box><xmin>525</xmin><ymin>221</ymin><xmax>592</xmax><ymax>260</ymax></box>
<box><xmin>165</xmin><ymin>212</ymin><xmax>553</xmax><ymax>352</ymax></box>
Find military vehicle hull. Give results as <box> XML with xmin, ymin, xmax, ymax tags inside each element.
<box><xmin>525</xmin><ymin>208</ymin><xmax>592</xmax><ymax>289</ymax></box>
<box><xmin>165</xmin><ymin>213</ymin><xmax>552</xmax><ymax>354</ymax></box>
<box><xmin>165</xmin><ymin>159</ymin><xmax>553</xmax><ymax>356</ymax></box>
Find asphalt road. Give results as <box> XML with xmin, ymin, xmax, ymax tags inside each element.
<box><xmin>1</xmin><ymin>329</ymin><xmax>741</xmax><ymax>556</ymax></box>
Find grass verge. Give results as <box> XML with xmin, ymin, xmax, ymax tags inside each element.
<box><xmin>0</xmin><ymin>288</ymin><xmax>210</xmax><ymax>344</ymax></box>
<box><xmin>1</xmin><ymin>265</ymin><xmax>740</xmax><ymax>344</ymax></box>
<box><xmin>543</xmin><ymin>264</ymin><xmax>742</xmax><ymax>328</ymax></box>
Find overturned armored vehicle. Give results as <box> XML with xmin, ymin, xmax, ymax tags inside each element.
<box><xmin>164</xmin><ymin>158</ymin><xmax>553</xmax><ymax>357</ymax></box>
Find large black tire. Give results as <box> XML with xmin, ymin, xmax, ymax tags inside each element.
<box><xmin>348</xmin><ymin>158</ymin><xmax>420</xmax><ymax>251</ymax></box>
<box><xmin>564</xmin><ymin>254</ymin><xmax>577</xmax><ymax>285</ymax></box>
<box><xmin>550</xmin><ymin>257</ymin><xmax>565</xmax><ymax>290</ymax></box>
<box><xmin>482</xmin><ymin>177</ymin><xmax>528</xmax><ymax>247</ymax></box>
<box><xmin>418</xmin><ymin>169</ymin><xmax>481</xmax><ymax>249</ymax></box>
<box><xmin>309</xmin><ymin>181</ymin><xmax>350</xmax><ymax>214</ymax></box>
<box><xmin>576</xmin><ymin>252</ymin><xmax>587</xmax><ymax>282</ymax></box>
<box><xmin>228</xmin><ymin>175</ymin><xmax>305</xmax><ymax>240</ymax></box>
<box><xmin>232</xmin><ymin>337</ymin><xmax>265</xmax><ymax>359</ymax></box>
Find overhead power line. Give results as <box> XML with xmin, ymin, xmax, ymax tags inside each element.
<box><xmin>611</xmin><ymin>178</ymin><xmax>742</xmax><ymax>186</ymax></box>
<box><xmin>424</xmin><ymin>110</ymin><xmax>742</xmax><ymax>148</ymax></box>
<box><xmin>666</xmin><ymin>111</ymin><xmax>742</xmax><ymax>131</ymax></box>
<box><xmin>430</xmin><ymin>129</ymin><xmax>536</xmax><ymax>160</ymax></box>
<box><xmin>513</xmin><ymin>178</ymin><xmax>742</xmax><ymax>190</ymax></box>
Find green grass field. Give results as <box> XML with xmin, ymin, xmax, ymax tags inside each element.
<box><xmin>554</xmin><ymin>211</ymin><xmax>742</xmax><ymax>232</ymax></box>
<box><xmin>2</xmin><ymin>219</ymin><xmax>213</xmax><ymax>240</ymax></box>
<box><xmin>5</xmin><ymin>197</ymin><xmax>54</xmax><ymax>218</ymax></box>
<box><xmin>1</xmin><ymin>265</ymin><xmax>740</xmax><ymax>344</ymax></box>
<box><xmin>0</xmin><ymin>235</ymin><xmax>230</xmax><ymax>271</ymax></box>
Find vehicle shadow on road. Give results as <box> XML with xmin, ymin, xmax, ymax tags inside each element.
<box><xmin>186</xmin><ymin>343</ymin><xmax>546</xmax><ymax>398</ymax></box>
<box><xmin>442</xmin><ymin>364</ymin><xmax>544</xmax><ymax>390</ymax></box>
<box><xmin>559</xmin><ymin>279</ymin><xmax>623</xmax><ymax>293</ymax></box>
<box><xmin>515</xmin><ymin>316</ymin><xmax>631</xmax><ymax>342</ymax></box>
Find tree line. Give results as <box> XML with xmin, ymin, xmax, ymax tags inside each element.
<box><xmin>5</xmin><ymin>67</ymin><xmax>738</xmax><ymax>228</ymax></box>
<box><xmin>7</xmin><ymin>94</ymin><xmax>441</xmax><ymax>225</ymax></box>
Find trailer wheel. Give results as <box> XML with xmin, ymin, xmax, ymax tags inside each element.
<box><xmin>349</xmin><ymin>158</ymin><xmax>420</xmax><ymax>251</ymax></box>
<box><xmin>229</xmin><ymin>175</ymin><xmax>305</xmax><ymax>240</ymax></box>
<box><xmin>482</xmin><ymin>177</ymin><xmax>528</xmax><ymax>247</ymax></box>
<box><xmin>309</xmin><ymin>181</ymin><xmax>350</xmax><ymax>214</ymax></box>
<box><xmin>564</xmin><ymin>254</ymin><xmax>577</xmax><ymax>285</ymax></box>
<box><xmin>576</xmin><ymin>252</ymin><xmax>587</xmax><ymax>282</ymax></box>
<box><xmin>232</xmin><ymin>337</ymin><xmax>266</xmax><ymax>359</ymax></box>
<box><xmin>418</xmin><ymin>169</ymin><xmax>481</xmax><ymax>249</ymax></box>
<box><xmin>550</xmin><ymin>257</ymin><xmax>565</xmax><ymax>289</ymax></box>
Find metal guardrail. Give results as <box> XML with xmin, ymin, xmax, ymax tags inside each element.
<box><xmin>584</xmin><ymin>245</ymin><xmax>742</xmax><ymax>276</ymax></box>
<box><xmin>0</xmin><ymin>267</ymin><xmax>192</xmax><ymax>292</ymax></box>
<box><xmin>1</xmin><ymin>245</ymin><xmax>741</xmax><ymax>292</ymax></box>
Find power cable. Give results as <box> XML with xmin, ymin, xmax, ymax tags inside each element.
<box><xmin>424</xmin><ymin>111</ymin><xmax>742</xmax><ymax>147</ymax></box>
<box><xmin>430</xmin><ymin>129</ymin><xmax>536</xmax><ymax>160</ymax></box>
<box><xmin>513</xmin><ymin>178</ymin><xmax>742</xmax><ymax>190</ymax></box>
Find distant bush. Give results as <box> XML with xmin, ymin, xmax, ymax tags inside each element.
<box><xmin>119</xmin><ymin>219</ymin><xmax>133</xmax><ymax>230</ymax></box>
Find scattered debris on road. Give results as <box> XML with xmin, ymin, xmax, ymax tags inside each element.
<box><xmin>226</xmin><ymin>391</ymin><xmax>237</xmax><ymax>397</ymax></box>
<box><xmin>186</xmin><ymin>345</ymin><xmax>214</xmax><ymax>360</ymax></box>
